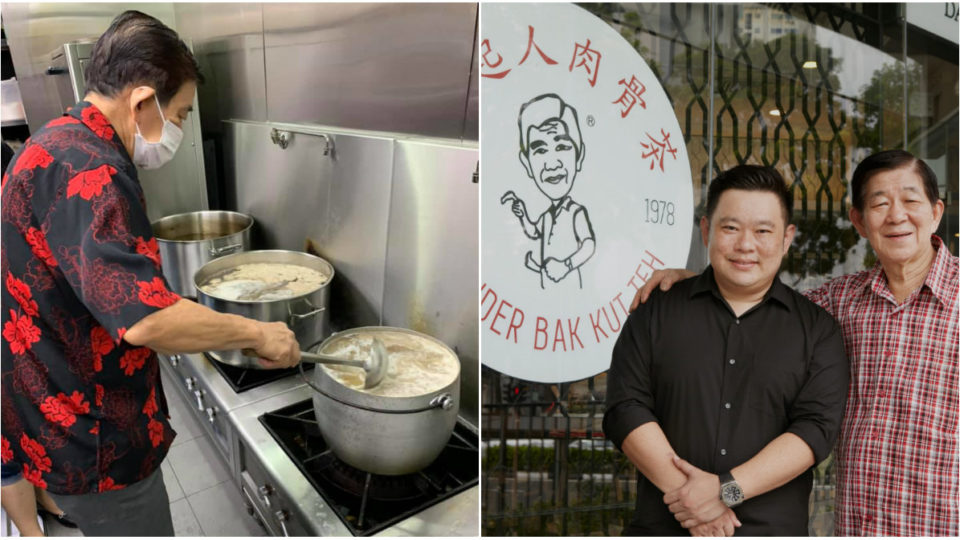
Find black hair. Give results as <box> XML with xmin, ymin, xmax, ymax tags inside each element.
<box><xmin>850</xmin><ymin>150</ymin><xmax>939</xmax><ymax>211</ymax></box>
<box><xmin>706</xmin><ymin>165</ymin><xmax>793</xmax><ymax>224</ymax></box>
<box><xmin>85</xmin><ymin>10</ymin><xmax>203</xmax><ymax>105</ymax></box>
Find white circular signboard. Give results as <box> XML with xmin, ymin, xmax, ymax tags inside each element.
<box><xmin>481</xmin><ymin>3</ymin><xmax>693</xmax><ymax>383</ymax></box>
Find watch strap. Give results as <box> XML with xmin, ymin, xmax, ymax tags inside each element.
<box><xmin>719</xmin><ymin>471</ymin><xmax>735</xmax><ymax>485</ymax></box>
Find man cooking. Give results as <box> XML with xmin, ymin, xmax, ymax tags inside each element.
<box><xmin>1</xmin><ymin>11</ymin><xmax>300</xmax><ymax>536</ymax></box>
<box><xmin>630</xmin><ymin>150</ymin><xmax>958</xmax><ymax>536</ymax></box>
<box><xmin>604</xmin><ymin>165</ymin><xmax>848</xmax><ymax>535</ymax></box>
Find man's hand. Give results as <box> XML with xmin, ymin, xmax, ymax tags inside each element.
<box><xmin>630</xmin><ymin>268</ymin><xmax>695</xmax><ymax>311</ymax></box>
<box><xmin>664</xmin><ymin>455</ymin><xmax>727</xmax><ymax>528</ymax></box>
<box><xmin>689</xmin><ymin>508</ymin><xmax>742</xmax><ymax>537</ymax></box>
<box><xmin>501</xmin><ymin>191</ymin><xmax>528</xmax><ymax>221</ymax></box>
<box><xmin>250</xmin><ymin>321</ymin><xmax>300</xmax><ymax>369</ymax></box>
<box><xmin>543</xmin><ymin>258</ymin><xmax>569</xmax><ymax>282</ymax></box>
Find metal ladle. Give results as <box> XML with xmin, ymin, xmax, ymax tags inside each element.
<box><xmin>243</xmin><ymin>338</ymin><xmax>389</xmax><ymax>388</ymax></box>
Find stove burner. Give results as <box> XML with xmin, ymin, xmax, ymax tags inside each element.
<box><xmin>206</xmin><ymin>353</ymin><xmax>313</xmax><ymax>393</ymax></box>
<box><xmin>320</xmin><ymin>456</ymin><xmax>431</xmax><ymax>501</ymax></box>
<box><xmin>260</xmin><ymin>400</ymin><xmax>478</xmax><ymax>536</ymax></box>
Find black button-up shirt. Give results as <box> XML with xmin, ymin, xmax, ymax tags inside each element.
<box><xmin>1</xmin><ymin>102</ymin><xmax>180</xmax><ymax>494</ymax></box>
<box><xmin>603</xmin><ymin>267</ymin><xmax>848</xmax><ymax>536</ymax></box>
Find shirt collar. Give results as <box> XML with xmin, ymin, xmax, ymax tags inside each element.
<box><xmin>690</xmin><ymin>266</ymin><xmax>793</xmax><ymax>311</ymax></box>
<box><xmin>923</xmin><ymin>235</ymin><xmax>955</xmax><ymax>307</ymax></box>
<box><xmin>865</xmin><ymin>235</ymin><xmax>954</xmax><ymax>307</ymax></box>
<box><xmin>549</xmin><ymin>196</ymin><xmax>573</xmax><ymax>217</ymax></box>
<box><xmin>66</xmin><ymin>101</ymin><xmax>131</xmax><ymax>166</ymax></box>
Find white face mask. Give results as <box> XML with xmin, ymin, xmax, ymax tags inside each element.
<box><xmin>133</xmin><ymin>93</ymin><xmax>183</xmax><ymax>170</ymax></box>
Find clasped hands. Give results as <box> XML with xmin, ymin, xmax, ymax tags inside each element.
<box><xmin>664</xmin><ymin>455</ymin><xmax>742</xmax><ymax>537</ymax></box>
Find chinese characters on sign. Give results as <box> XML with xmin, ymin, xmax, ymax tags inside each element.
<box><xmin>570</xmin><ymin>39</ymin><xmax>602</xmax><ymax>87</ymax></box>
<box><xmin>613</xmin><ymin>75</ymin><xmax>646</xmax><ymax>117</ymax></box>
<box><xmin>640</xmin><ymin>129</ymin><xmax>679</xmax><ymax>172</ymax></box>
<box><xmin>482</xmin><ymin>28</ymin><xmax>677</xmax><ymax>174</ymax></box>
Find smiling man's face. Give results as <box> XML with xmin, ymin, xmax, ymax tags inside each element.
<box><xmin>522</xmin><ymin>120</ymin><xmax>582</xmax><ymax>201</ymax></box>
<box><xmin>850</xmin><ymin>166</ymin><xmax>944</xmax><ymax>268</ymax></box>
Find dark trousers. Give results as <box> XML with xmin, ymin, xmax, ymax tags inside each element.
<box><xmin>48</xmin><ymin>467</ymin><xmax>173</xmax><ymax>536</ymax></box>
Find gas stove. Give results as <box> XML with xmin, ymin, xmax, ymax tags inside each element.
<box><xmin>207</xmin><ymin>354</ymin><xmax>314</xmax><ymax>393</ymax></box>
<box><xmin>230</xmin><ymin>386</ymin><xmax>480</xmax><ymax>536</ymax></box>
<box><xmin>260</xmin><ymin>399</ymin><xmax>478</xmax><ymax>536</ymax></box>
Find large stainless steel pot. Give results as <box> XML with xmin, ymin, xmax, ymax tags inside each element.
<box><xmin>307</xmin><ymin>327</ymin><xmax>460</xmax><ymax>475</ymax></box>
<box><xmin>151</xmin><ymin>210</ymin><xmax>253</xmax><ymax>297</ymax></box>
<box><xmin>194</xmin><ymin>250</ymin><xmax>334</xmax><ymax>368</ymax></box>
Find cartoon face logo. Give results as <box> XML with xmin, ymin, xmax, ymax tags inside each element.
<box><xmin>502</xmin><ymin>94</ymin><xmax>596</xmax><ymax>289</ymax></box>
<box><xmin>521</xmin><ymin>118</ymin><xmax>585</xmax><ymax>201</ymax></box>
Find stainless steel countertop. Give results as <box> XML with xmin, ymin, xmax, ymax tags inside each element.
<box><xmin>160</xmin><ymin>352</ymin><xmax>308</xmax><ymax>412</ymax></box>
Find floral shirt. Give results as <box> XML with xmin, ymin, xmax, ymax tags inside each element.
<box><xmin>1</xmin><ymin>102</ymin><xmax>181</xmax><ymax>494</ymax></box>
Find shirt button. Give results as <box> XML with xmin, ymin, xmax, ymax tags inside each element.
<box><xmin>724</xmin><ymin>403</ymin><xmax>731</xmax><ymax>409</ymax></box>
<box><xmin>735</xmin><ymin>319</ymin><xmax>740</xmax><ymax>325</ymax></box>
<box><xmin>720</xmin><ymin>449</ymin><xmax>727</xmax><ymax>456</ymax></box>
<box><xmin>729</xmin><ymin>359</ymin><xmax>736</xmax><ymax>365</ymax></box>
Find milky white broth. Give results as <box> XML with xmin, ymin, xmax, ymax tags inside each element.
<box><xmin>199</xmin><ymin>262</ymin><xmax>330</xmax><ymax>301</ymax></box>
<box><xmin>319</xmin><ymin>331</ymin><xmax>458</xmax><ymax>397</ymax></box>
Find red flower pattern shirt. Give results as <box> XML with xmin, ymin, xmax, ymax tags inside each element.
<box><xmin>1</xmin><ymin>102</ymin><xmax>181</xmax><ymax>494</ymax></box>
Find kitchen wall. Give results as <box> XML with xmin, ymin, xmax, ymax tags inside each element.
<box><xmin>174</xmin><ymin>3</ymin><xmax>478</xmax><ymax>141</ymax></box>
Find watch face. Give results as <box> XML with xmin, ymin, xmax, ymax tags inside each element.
<box><xmin>722</xmin><ymin>483</ymin><xmax>743</xmax><ymax>504</ymax></box>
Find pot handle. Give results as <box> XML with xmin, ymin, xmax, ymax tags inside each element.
<box><xmin>288</xmin><ymin>306</ymin><xmax>325</xmax><ymax>326</ymax></box>
<box><xmin>430</xmin><ymin>393</ymin><xmax>455</xmax><ymax>411</ymax></box>
<box><xmin>208</xmin><ymin>243</ymin><xmax>243</xmax><ymax>258</ymax></box>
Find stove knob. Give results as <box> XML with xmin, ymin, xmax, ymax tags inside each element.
<box><xmin>205</xmin><ymin>407</ymin><xmax>218</xmax><ymax>423</ymax></box>
<box><xmin>258</xmin><ymin>484</ymin><xmax>274</xmax><ymax>498</ymax></box>
<box><xmin>184</xmin><ymin>377</ymin><xmax>196</xmax><ymax>391</ymax></box>
<box><xmin>193</xmin><ymin>389</ymin><xmax>205</xmax><ymax>411</ymax></box>
<box><xmin>169</xmin><ymin>354</ymin><xmax>181</xmax><ymax>367</ymax></box>
<box><xmin>274</xmin><ymin>510</ymin><xmax>291</xmax><ymax>536</ymax></box>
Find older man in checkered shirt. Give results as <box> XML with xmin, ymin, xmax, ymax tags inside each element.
<box><xmin>631</xmin><ymin>150</ymin><xmax>958</xmax><ymax>536</ymax></box>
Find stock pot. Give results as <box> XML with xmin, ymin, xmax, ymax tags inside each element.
<box><xmin>151</xmin><ymin>210</ymin><xmax>253</xmax><ymax>297</ymax></box>
<box><xmin>194</xmin><ymin>250</ymin><xmax>334</xmax><ymax>368</ymax></box>
<box><xmin>306</xmin><ymin>327</ymin><xmax>460</xmax><ymax>475</ymax></box>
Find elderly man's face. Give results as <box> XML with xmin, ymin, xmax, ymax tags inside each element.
<box><xmin>851</xmin><ymin>167</ymin><xmax>944</xmax><ymax>267</ymax></box>
<box><xmin>136</xmin><ymin>81</ymin><xmax>196</xmax><ymax>142</ymax></box>
<box><xmin>521</xmin><ymin>121</ymin><xmax>582</xmax><ymax>201</ymax></box>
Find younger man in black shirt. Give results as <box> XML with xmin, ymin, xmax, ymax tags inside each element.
<box><xmin>603</xmin><ymin>165</ymin><xmax>848</xmax><ymax>536</ymax></box>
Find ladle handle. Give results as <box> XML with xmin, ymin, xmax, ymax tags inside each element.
<box><xmin>300</xmin><ymin>351</ymin><xmax>367</xmax><ymax>368</ymax></box>
<box><xmin>240</xmin><ymin>348</ymin><xmax>365</xmax><ymax>369</ymax></box>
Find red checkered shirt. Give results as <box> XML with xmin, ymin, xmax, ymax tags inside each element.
<box><xmin>806</xmin><ymin>235</ymin><xmax>958</xmax><ymax>536</ymax></box>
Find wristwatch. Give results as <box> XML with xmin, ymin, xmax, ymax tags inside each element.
<box><xmin>719</xmin><ymin>472</ymin><xmax>745</xmax><ymax>508</ymax></box>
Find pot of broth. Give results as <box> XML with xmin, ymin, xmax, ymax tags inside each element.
<box><xmin>306</xmin><ymin>327</ymin><xmax>460</xmax><ymax>475</ymax></box>
<box><xmin>151</xmin><ymin>210</ymin><xmax>253</xmax><ymax>297</ymax></box>
<box><xmin>194</xmin><ymin>250</ymin><xmax>335</xmax><ymax>368</ymax></box>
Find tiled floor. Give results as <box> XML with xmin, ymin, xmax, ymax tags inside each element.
<box><xmin>43</xmin><ymin>368</ymin><xmax>265</xmax><ymax>537</ymax></box>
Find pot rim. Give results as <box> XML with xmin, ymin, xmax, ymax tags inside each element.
<box><xmin>151</xmin><ymin>210</ymin><xmax>255</xmax><ymax>244</ymax></box>
<box><xmin>309</xmin><ymin>326</ymin><xmax>461</xmax><ymax>410</ymax></box>
<box><xmin>194</xmin><ymin>249</ymin><xmax>335</xmax><ymax>304</ymax></box>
